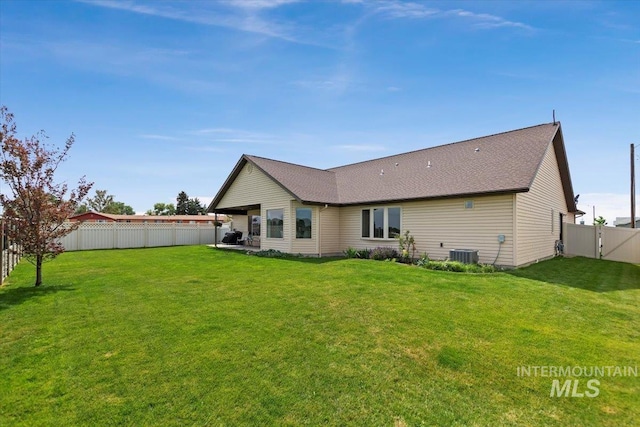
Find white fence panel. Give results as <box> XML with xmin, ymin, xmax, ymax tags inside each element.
<box><xmin>564</xmin><ymin>223</ymin><xmax>598</xmax><ymax>258</ymax></box>
<box><xmin>59</xmin><ymin>222</ymin><xmax>231</xmax><ymax>251</ymax></box>
<box><xmin>116</xmin><ymin>224</ymin><xmax>146</xmax><ymax>248</ymax></box>
<box><xmin>601</xmin><ymin>226</ymin><xmax>640</xmax><ymax>264</ymax></box>
<box><xmin>79</xmin><ymin>224</ymin><xmax>115</xmax><ymax>250</ymax></box>
<box><xmin>176</xmin><ymin>225</ymin><xmax>200</xmax><ymax>245</ymax></box>
<box><xmin>202</xmin><ymin>227</ymin><xmax>218</xmax><ymax>244</ymax></box>
<box><xmin>564</xmin><ymin>223</ymin><xmax>640</xmax><ymax>264</ymax></box>
<box><xmin>147</xmin><ymin>224</ymin><xmax>175</xmax><ymax>247</ymax></box>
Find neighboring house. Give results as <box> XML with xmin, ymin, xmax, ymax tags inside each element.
<box><xmin>69</xmin><ymin>212</ymin><xmax>226</xmax><ymax>224</ymax></box>
<box><xmin>208</xmin><ymin>122</ymin><xmax>580</xmax><ymax>267</ymax></box>
<box><xmin>614</xmin><ymin>217</ymin><xmax>640</xmax><ymax>228</ymax></box>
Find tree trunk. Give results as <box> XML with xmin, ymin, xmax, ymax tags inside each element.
<box><xmin>35</xmin><ymin>255</ymin><xmax>43</xmax><ymax>287</ymax></box>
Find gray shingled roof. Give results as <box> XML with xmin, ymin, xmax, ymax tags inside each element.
<box><xmin>211</xmin><ymin>123</ymin><xmax>577</xmax><ymax>212</ymax></box>
<box><xmin>245</xmin><ymin>155</ymin><xmax>339</xmax><ymax>203</ymax></box>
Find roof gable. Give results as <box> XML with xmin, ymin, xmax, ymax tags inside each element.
<box><xmin>210</xmin><ymin>123</ymin><xmax>578</xmax><ymax>212</ymax></box>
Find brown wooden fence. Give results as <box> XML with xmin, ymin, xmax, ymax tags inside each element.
<box><xmin>1</xmin><ymin>217</ymin><xmax>23</xmax><ymax>284</ymax></box>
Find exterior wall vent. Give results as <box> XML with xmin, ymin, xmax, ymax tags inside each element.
<box><xmin>449</xmin><ymin>249</ymin><xmax>479</xmax><ymax>264</ymax></box>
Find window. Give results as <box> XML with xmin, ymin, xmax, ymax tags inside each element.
<box><xmin>373</xmin><ymin>208</ymin><xmax>384</xmax><ymax>238</ymax></box>
<box><xmin>361</xmin><ymin>210</ymin><xmax>370</xmax><ymax>238</ymax></box>
<box><xmin>267</xmin><ymin>209</ymin><xmax>284</xmax><ymax>238</ymax></box>
<box><xmin>296</xmin><ymin>208</ymin><xmax>312</xmax><ymax>238</ymax></box>
<box><xmin>361</xmin><ymin>207</ymin><xmax>401</xmax><ymax>239</ymax></box>
<box><xmin>465</xmin><ymin>200</ymin><xmax>474</xmax><ymax>209</ymax></box>
<box><xmin>388</xmin><ymin>207</ymin><xmax>401</xmax><ymax>238</ymax></box>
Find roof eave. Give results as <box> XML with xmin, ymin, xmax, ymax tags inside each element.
<box><xmin>551</xmin><ymin>124</ymin><xmax>579</xmax><ymax>213</ymax></box>
<box><xmin>207</xmin><ymin>155</ymin><xmax>249</xmax><ymax>213</ymax></box>
<box><xmin>207</xmin><ymin>155</ymin><xmax>304</xmax><ymax>213</ymax></box>
<box><xmin>335</xmin><ymin>188</ymin><xmax>529</xmax><ymax>207</ymax></box>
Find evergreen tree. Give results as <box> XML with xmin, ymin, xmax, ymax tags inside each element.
<box><xmin>176</xmin><ymin>191</ymin><xmax>189</xmax><ymax>215</ymax></box>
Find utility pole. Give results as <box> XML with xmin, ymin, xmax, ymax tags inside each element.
<box><xmin>632</xmin><ymin>143</ymin><xmax>636</xmax><ymax>229</ymax></box>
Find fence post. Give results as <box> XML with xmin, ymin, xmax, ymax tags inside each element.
<box><xmin>172</xmin><ymin>223</ymin><xmax>177</xmax><ymax>246</ymax></box>
<box><xmin>1</xmin><ymin>217</ymin><xmax>4</xmax><ymax>284</ymax></box>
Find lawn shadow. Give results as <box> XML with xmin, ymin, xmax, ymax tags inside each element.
<box><xmin>507</xmin><ymin>256</ymin><xmax>640</xmax><ymax>292</ymax></box>
<box><xmin>209</xmin><ymin>246</ymin><xmax>345</xmax><ymax>265</ymax></box>
<box><xmin>0</xmin><ymin>284</ymin><xmax>76</xmax><ymax>311</ymax></box>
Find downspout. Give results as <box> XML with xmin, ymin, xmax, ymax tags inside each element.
<box><xmin>318</xmin><ymin>204</ymin><xmax>329</xmax><ymax>257</ymax></box>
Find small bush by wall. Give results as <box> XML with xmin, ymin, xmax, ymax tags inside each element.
<box><xmin>371</xmin><ymin>247</ymin><xmax>398</xmax><ymax>261</ymax></box>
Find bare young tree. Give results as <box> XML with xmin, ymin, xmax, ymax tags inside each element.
<box><xmin>0</xmin><ymin>106</ymin><xmax>93</xmax><ymax>286</ymax></box>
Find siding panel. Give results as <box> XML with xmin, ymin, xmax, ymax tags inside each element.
<box><xmin>339</xmin><ymin>195</ymin><xmax>515</xmax><ymax>266</ymax></box>
<box><xmin>217</xmin><ymin>163</ymin><xmax>294</xmax><ymax>253</ymax></box>
<box><xmin>515</xmin><ymin>143</ymin><xmax>569</xmax><ymax>266</ymax></box>
<box><xmin>320</xmin><ymin>206</ymin><xmax>341</xmax><ymax>256</ymax></box>
<box><xmin>290</xmin><ymin>202</ymin><xmax>318</xmax><ymax>255</ymax></box>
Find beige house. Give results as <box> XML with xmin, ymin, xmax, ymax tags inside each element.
<box><xmin>208</xmin><ymin>122</ymin><xmax>580</xmax><ymax>267</ymax></box>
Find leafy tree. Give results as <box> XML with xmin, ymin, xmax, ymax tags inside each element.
<box><xmin>176</xmin><ymin>191</ymin><xmax>189</xmax><ymax>215</ymax></box>
<box><xmin>146</xmin><ymin>203</ymin><xmax>176</xmax><ymax>216</ymax></box>
<box><xmin>594</xmin><ymin>216</ymin><xmax>608</xmax><ymax>226</ymax></box>
<box><xmin>0</xmin><ymin>106</ymin><xmax>93</xmax><ymax>286</ymax></box>
<box><xmin>78</xmin><ymin>189</ymin><xmax>133</xmax><ymax>215</ymax></box>
<box><xmin>86</xmin><ymin>189</ymin><xmax>114</xmax><ymax>212</ymax></box>
<box><xmin>105</xmin><ymin>201</ymin><xmax>135</xmax><ymax>215</ymax></box>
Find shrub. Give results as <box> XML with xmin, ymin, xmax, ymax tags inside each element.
<box><xmin>251</xmin><ymin>249</ymin><xmax>289</xmax><ymax>258</ymax></box>
<box><xmin>371</xmin><ymin>247</ymin><xmax>398</xmax><ymax>261</ymax></box>
<box><xmin>397</xmin><ymin>230</ymin><xmax>417</xmax><ymax>261</ymax></box>
<box><xmin>415</xmin><ymin>253</ymin><xmax>430</xmax><ymax>267</ymax></box>
<box><xmin>344</xmin><ymin>247</ymin><xmax>359</xmax><ymax>258</ymax></box>
<box><xmin>356</xmin><ymin>249</ymin><xmax>371</xmax><ymax>259</ymax></box>
<box><xmin>479</xmin><ymin>264</ymin><xmax>498</xmax><ymax>273</ymax></box>
<box><xmin>416</xmin><ymin>258</ymin><xmax>498</xmax><ymax>273</ymax></box>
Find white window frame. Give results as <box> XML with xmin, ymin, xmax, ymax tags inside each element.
<box><xmin>361</xmin><ymin>207</ymin><xmax>401</xmax><ymax>240</ymax></box>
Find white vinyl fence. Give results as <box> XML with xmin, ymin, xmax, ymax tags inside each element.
<box><xmin>59</xmin><ymin>222</ymin><xmax>232</xmax><ymax>251</ymax></box>
<box><xmin>1</xmin><ymin>217</ymin><xmax>23</xmax><ymax>284</ymax></box>
<box><xmin>564</xmin><ymin>223</ymin><xmax>640</xmax><ymax>264</ymax></box>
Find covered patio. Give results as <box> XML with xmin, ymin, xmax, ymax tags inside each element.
<box><xmin>212</xmin><ymin>203</ymin><xmax>262</xmax><ymax>250</ymax></box>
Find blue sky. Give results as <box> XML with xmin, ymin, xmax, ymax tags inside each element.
<box><xmin>1</xmin><ymin>0</ymin><xmax>638</xmax><ymax>222</ymax></box>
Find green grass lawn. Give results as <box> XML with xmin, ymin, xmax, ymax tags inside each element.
<box><xmin>1</xmin><ymin>247</ymin><xmax>638</xmax><ymax>426</ymax></box>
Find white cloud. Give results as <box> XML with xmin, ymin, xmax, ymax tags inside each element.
<box><xmin>576</xmin><ymin>193</ymin><xmax>636</xmax><ymax>226</ymax></box>
<box><xmin>374</xmin><ymin>1</ymin><xmax>438</xmax><ymax>19</ymax></box>
<box><xmin>446</xmin><ymin>9</ymin><xmax>533</xmax><ymax>30</ymax></box>
<box><xmin>191</xmin><ymin>128</ymin><xmax>276</xmax><ymax>144</ymax></box>
<box><xmin>370</xmin><ymin>1</ymin><xmax>533</xmax><ymax>31</ymax></box>
<box><xmin>222</xmin><ymin>0</ymin><xmax>299</xmax><ymax>10</ymax></box>
<box><xmin>80</xmin><ymin>0</ymin><xmax>299</xmax><ymax>42</ymax></box>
